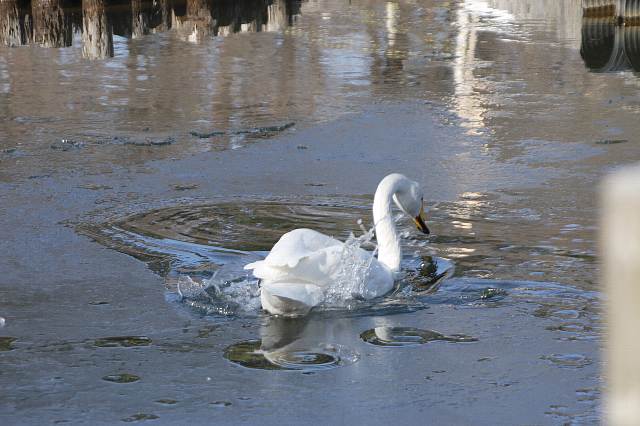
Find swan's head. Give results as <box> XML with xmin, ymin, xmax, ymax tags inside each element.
<box><xmin>392</xmin><ymin>178</ymin><xmax>430</xmax><ymax>235</ymax></box>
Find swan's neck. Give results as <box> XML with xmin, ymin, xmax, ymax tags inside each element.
<box><xmin>372</xmin><ymin>178</ymin><xmax>402</xmax><ymax>272</ymax></box>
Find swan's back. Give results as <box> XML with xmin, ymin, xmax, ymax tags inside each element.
<box><xmin>245</xmin><ymin>228</ymin><xmax>394</xmax><ymax>316</ymax></box>
<box><xmin>250</xmin><ymin>228</ymin><xmax>341</xmax><ymax>268</ymax></box>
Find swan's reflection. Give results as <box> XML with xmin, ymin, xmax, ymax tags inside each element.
<box><xmin>581</xmin><ymin>1</ymin><xmax>640</xmax><ymax>72</ymax></box>
<box><xmin>361</xmin><ymin>326</ymin><xmax>477</xmax><ymax>347</ymax></box>
<box><xmin>224</xmin><ymin>316</ymin><xmax>359</xmax><ymax>371</ymax></box>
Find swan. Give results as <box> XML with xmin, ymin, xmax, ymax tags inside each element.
<box><xmin>244</xmin><ymin>173</ymin><xmax>430</xmax><ymax>316</ymax></box>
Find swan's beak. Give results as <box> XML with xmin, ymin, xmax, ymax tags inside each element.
<box><xmin>413</xmin><ymin>206</ymin><xmax>430</xmax><ymax>234</ymax></box>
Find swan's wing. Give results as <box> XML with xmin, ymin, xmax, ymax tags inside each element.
<box><xmin>245</xmin><ymin>228</ymin><xmax>342</xmax><ymax>271</ymax></box>
<box><xmin>245</xmin><ymin>228</ymin><xmax>395</xmax><ymax>316</ymax></box>
<box><xmin>245</xmin><ymin>231</ymin><xmax>351</xmax><ymax>287</ymax></box>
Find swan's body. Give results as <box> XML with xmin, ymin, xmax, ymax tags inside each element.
<box><xmin>244</xmin><ymin>173</ymin><xmax>429</xmax><ymax>316</ymax></box>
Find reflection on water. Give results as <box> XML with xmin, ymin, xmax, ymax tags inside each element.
<box><xmin>2</xmin><ymin>0</ymin><xmax>640</xmax><ymax>182</ymax></box>
<box><xmin>224</xmin><ymin>317</ymin><xmax>359</xmax><ymax>371</ymax></box>
<box><xmin>32</xmin><ymin>0</ymin><xmax>72</xmax><ymax>48</ymax></box>
<box><xmin>78</xmin><ymin>196</ymin><xmax>597</xmax><ymax>288</ymax></box>
<box><xmin>78</xmin><ymin>197</ymin><xmax>599</xmax><ymax>337</ymax></box>
<box><xmin>0</xmin><ymin>1</ymin><xmax>618</xmax><ymax>421</ymax></box>
<box><xmin>0</xmin><ymin>0</ymin><xmax>302</xmax><ymax>57</ymax></box>
<box><xmin>78</xmin><ymin>199</ymin><xmax>455</xmax><ymax>316</ymax></box>
<box><xmin>581</xmin><ymin>5</ymin><xmax>640</xmax><ymax>72</ymax></box>
<box><xmin>83</xmin><ymin>0</ymin><xmax>113</xmax><ymax>59</ymax></box>
<box><xmin>360</xmin><ymin>327</ymin><xmax>477</xmax><ymax>346</ymax></box>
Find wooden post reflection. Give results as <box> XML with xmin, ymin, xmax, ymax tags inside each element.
<box><xmin>0</xmin><ymin>0</ymin><xmax>30</xmax><ymax>46</ymax></box>
<box><xmin>173</xmin><ymin>0</ymin><xmax>214</xmax><ymax>42</ymax></box>
<box><xmin>265</xmin><ymin>0</ymin><xmax>287</xmax><ymax>32</ymax></box>
<box><xmin>32</xmin><ymin>0</ymin><xmax>71</xmax><ymax>47</ymax></box>
<box><xmin>82</xmin><ymin>0</ymin><xmax>113</xmax><ymax>59</ymax></box>
<box><xmin>154</xmin><ymin>0</ymin><xmax>171</xmax><ymax>32</ymax></box>
<box><xmin>131</xmin><ymin>0</ymin><xmax>148</xmax><ymax>39</ymax></box>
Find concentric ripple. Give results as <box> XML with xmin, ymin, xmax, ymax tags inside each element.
<box><xmin>78</xmin><ymin>199</ymin><xmax>454</xmax><ymax>316</ymax></box>
<box><xmin>223</xmin><ymin>339</ymin><xmax>359</xmax><ymax>371</ymax></box>
<box><xmin>77</xmin><ymin>197</ymin><xmax>599</xmax><ymax>333</ymax></box>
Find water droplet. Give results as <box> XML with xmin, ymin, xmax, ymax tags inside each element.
<box><xmin>360</xmin><ymin>327</ymin><xmax>477</xmax><ymax>347</ymax></box>
<box><xmin>0</xmin><ymin>317</ymin><xmax>5</xmax><ymax>327</ymax></box>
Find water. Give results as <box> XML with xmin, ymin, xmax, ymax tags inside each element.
<box><xmin>79</xmin><ymin>199</ymin><xmax>455</xmax><ymax>315</ymax></box>
<box><xmin>2</xmin><ymin>0</ymin><xmax>636</xmax><ymax>423</ymax></box>
<box><xmin>360</xmin><ymin>327</ymin><xmax>477</xmax><ymax>346</ymax></box>
<box><xmin>102</xmin><ymin>373</ymin><xmax>141</xmax><ymax>383</ymax></box>
<box><xmin>224</xmin><ymin>317</ymin><xmax>360</xmax><ymax>371</ymax></box>
<box><xmin>78</xmin><ymin>199</ymin><xmax>599</xmax><ymax>321</ymax></box>
<box><xmin>1</xmin><ymin>0</ymin><xmax>638</xmax><ymax>184</ymax></box>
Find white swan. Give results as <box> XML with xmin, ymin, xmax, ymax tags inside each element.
<box><xmin>244</xmin><ymin>173</ymin><xmax>430</xmax><ymax>316</ymax></box>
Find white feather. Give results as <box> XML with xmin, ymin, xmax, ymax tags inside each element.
<box><xmin>244</xmin><ymin>174</ymin><xmax>426</xmax><ymax>316</ymax></box>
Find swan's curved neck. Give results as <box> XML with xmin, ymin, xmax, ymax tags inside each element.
<box><xmin>372</xmin><ymin>176</ymin><xmax>404</xmax><ymax>272</ymax></box>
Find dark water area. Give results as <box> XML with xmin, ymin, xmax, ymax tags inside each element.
<box><xmin>1</xmin><ymin>0</ymin><xmax>639</xmax><ymax>424</ymax></box>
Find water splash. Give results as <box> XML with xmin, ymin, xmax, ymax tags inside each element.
<box><xmin>176</xmin><ymin>273</ymin><xmax>261</xmax><ymax>317</ymax></box>
<box><xmin>78</xmin><ymin>198</ymin><xmax>597</xmax><ymax>323</ymax></box>
<box><xmin>324</xmin><ymin>220</ymin><xmax>379</xmax><ymax>307</ymax></box>
<box><xmin>174</xmin><ymin>217</ymin><xmax>388</xmax><ymax>314</ymax></box>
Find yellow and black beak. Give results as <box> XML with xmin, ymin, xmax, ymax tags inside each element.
<box><xmin>413</xmin><ymin>205</ymin><xmax>430</xmax><ymax>234</ymax></box>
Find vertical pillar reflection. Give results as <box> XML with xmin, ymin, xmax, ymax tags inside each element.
<box><xmin>173</xmin><ymin>0</ymin><xmax>214</xmax><ymax>43</ymax></box>
<box><xmin>0</xmin><ymin>0</ymin><xmax>30</xmax><ymax>47</ymax></box>
<box><xmin>131</xmin><ymin>0</ymin><xmax>148</xmax><ymax>39</ymax></box>
<box><xmin>151</xmin><ymin>0</ymin><xmax>172</xmax><ymax>32</ymax></box>
<box><xmin>265</xmin><ymin>0</ymin><xmax>288</xmax><ymax>32</ymax></box>
<box><xmin>82</xmin><ymin>0</ymin><xmax>113</xmax><ymax>59</ymax></box>
<box><xmin>32</xmin><ymin>0</ymin><xmax>71</xmax><ymax>47</ymax></box>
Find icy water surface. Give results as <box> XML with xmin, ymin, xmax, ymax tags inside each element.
<box><xmin>79</xmin><ymin>198</ymin><xmax>456</xmax><ymax>316</ymax></box>
<box><xmin>1</xmin><ymin>0</ymin><xmax>640</xmax><ymax>182</ymax></box>
<box><xmin>77</xmin><ymin>196</ymin><xmax>601</xmax><ymax>366</ymax></box>
<box><xmin>3</xmin><ymin>0</ymin><xmax>640</xmax><ymax>423</ymax></box>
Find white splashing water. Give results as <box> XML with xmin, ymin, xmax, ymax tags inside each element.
<box><xmin>177</xmin><ymin>267</ymin><xmax>261</xmax><ymax>315</ymax></box>
<box><xmin>176</xmin><ymin>218</ymin><xmax>384</xmax><ymax>314</ymax></box>
<box><xmin>324</xmin><ymin>219</ymin><xmax>379</xmax><ymax>307</ymax></box>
